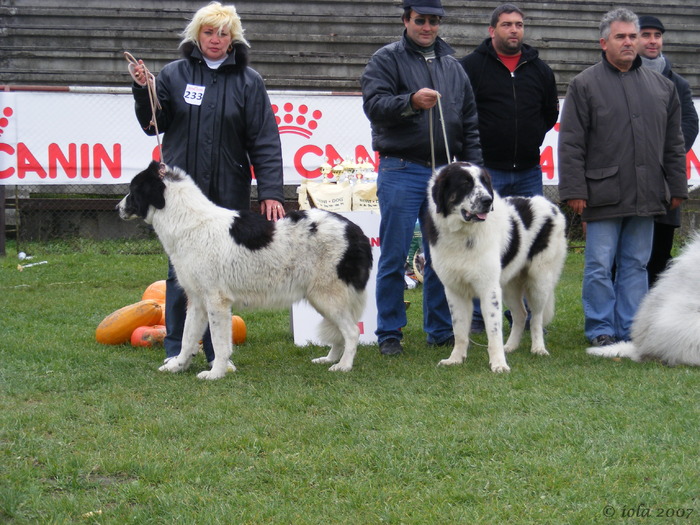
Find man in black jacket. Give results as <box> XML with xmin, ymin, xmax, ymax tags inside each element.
<box><xmin>361</xmin><ymin>0</ymin><xmax>482</xmax><ymax>356</ymax></box>
<box><xmin>459</xmin><ymin>3</ymin><xmax>558</xmax><ymax>332</ymax></box>
<box><xmin>636</xmin><ymin>15</ymin><xmax>699</xmax><ymax>286</ymax></box>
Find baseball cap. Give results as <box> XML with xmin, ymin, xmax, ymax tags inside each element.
<box><xmin>638</xmin><ymin>15</ymin><xmax>665</xmax><ymax>33</ymax></box>
<box><xmin>403</xmin><ymin>0</ymin><xmax>446</xmax><ymax>16</ymax></box>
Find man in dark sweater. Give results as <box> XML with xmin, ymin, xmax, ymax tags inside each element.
<box><xmin>636</xmin><ymin>15</ymin><xmax>699</xmax><ymax>286</ymax></box>
<box><xmin>460</xmin><ymin>3</ymin><xmax>559</xmax><ymax>332</ymax></box>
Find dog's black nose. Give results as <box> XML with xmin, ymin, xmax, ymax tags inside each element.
<box><xmin>480</xmin><ymin>196</ymin><xmax>493</xmax><ymax>208</ymax></box>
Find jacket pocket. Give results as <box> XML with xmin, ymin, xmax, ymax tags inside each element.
<box><xmin>585</xmin><ymin>166</ymin><xmax>621</xmax><ymax>207</ymax></box>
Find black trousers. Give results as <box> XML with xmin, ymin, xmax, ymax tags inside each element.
<box><xmin>647</xmin><ymin>222</ymin><xmax>676</xmax><ymax>287</ymax></box>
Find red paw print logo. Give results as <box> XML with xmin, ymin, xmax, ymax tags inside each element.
<box><xmin>0</xmin><ymin>107</ymin><xmax>13</xmax><ymax>136</ymax></box>
<box><xmin>272</xmin><ymin>102</ymin><xmax>323</xmax><ymax>138</ymax></box>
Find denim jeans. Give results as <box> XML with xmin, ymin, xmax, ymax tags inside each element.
<box><xmin>473</xmin><ymin>165</ymin><xmax>544</xmax><ymax>324</ymax></box>
<box><xmin>583</xmin><ymin>216</ymin><xmax>654</xmax><ymax>342</ymax></box>
<box><xmin>164</xmin><ymin>261</ymin><xmax>215</xmax><ymax>362</ymax></box>
<box><xmin>486</xmin><ymin>165</ymin><xmax>544</xmax><ymax>198</ymax></box>
<box><xmin>375</xmin><ymin>156</ymin><xmax>453</xmax><ymax>344</ymax></box>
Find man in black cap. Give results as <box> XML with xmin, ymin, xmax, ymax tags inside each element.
<box><xmin>361</xmin><ymin>0</ymin><xmax>482</xmax><ymax>356</ymax></box>
<box><xmin>637</xmin><ymin>15</ymin><xmax>699</xmax><ymax>286</ymax></box>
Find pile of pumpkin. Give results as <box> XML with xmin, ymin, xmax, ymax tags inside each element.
<box><xmin>95</xmin><ymin>280</ymin><xmax>246</xmax><ymax>348</ymax></box>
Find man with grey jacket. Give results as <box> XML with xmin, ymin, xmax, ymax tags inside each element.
<box><xmin>558</xmin><ymin>8</ymin><xmax>687</xmax><ymax>347</ymax></box>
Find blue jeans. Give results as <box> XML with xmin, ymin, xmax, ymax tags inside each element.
<box><xmin>164</xmin><ymin>261</ymin><xmax>215</xmax><ymax>362</ymax></box>
<box><xmin>375</xmin><ymin>156</ymin><xmax>453</xmax><ymax>345</ymax></box>
<box><xmin>473</xmin><ymin>165</ymin><xmax>544</xmax><ymax>324</ymax></box>
<box><xmin>583</xmin><ymin>217</ymin><xmax>654</xmax><ymax>342</ymax></box>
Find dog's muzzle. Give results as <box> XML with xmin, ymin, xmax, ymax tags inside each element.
<box><xmin>461</xmin><ymin>195</ymin><xmax>493</xmax><ymax>222</ymax></box>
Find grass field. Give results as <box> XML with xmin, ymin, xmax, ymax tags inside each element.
<box><xmin>1</xmin><ymin>238</ymin><xmax>698</xmax><ymax>524</ymax></box>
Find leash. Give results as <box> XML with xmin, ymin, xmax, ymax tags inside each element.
<box><xmin>429</xmin><ymin>92</ymin><xmax>451</xmax><ymax>172</ymax></box>
<box><xmin>124</xmin><ymin>52</ymin><xmax>164</xmax><ymax>167</ymax></box>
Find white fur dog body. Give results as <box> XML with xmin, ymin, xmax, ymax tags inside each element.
<box><xmin>426</xmin><ymin>162</ymin><xmax>567</xmax><ymax>372</ymax></box>
<box><xmin>587</xmin><ymin>234</ymin><xmax>700</xmax><ymax>366</ymax></box>
<box><xmin>118</xmin><ymin>162</ymin><xmax>372</xmax><ymax>379</ymax></box>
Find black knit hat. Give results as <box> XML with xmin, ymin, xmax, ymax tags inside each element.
<box><xmin>638</xmin><ymin>15</ymin><xmax>665</xmax><ymax>33</ymax></box>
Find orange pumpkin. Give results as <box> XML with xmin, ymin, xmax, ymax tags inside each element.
<box><xmin>232</xmin><ymin>315</ymin><xmax>247</xmax><ymax>345</ymax></box>
<box><xmin>142</xmin><ymin>280</ymin><xmax>166</xmax><ymax>304</ymax></box>
<box><xmin>131</xmin><ymin>325</ymin><xmax>167</xmax><ymax>347</ymax></box>
<box><xmin>96</xmin><ymin>300</ymin><xmax>163</xmax><ymax>345</ymax></box>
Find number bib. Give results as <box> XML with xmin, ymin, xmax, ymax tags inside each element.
<box><xmin>184</xmin><ymin>84</ymin><xmax>205</xmax><ymax>106</ymax></box>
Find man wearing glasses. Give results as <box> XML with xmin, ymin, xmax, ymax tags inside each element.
<box><xmin>361</xmin><ymin>0</ymin><xmax>482</xmax><ymax>356</ymax></box>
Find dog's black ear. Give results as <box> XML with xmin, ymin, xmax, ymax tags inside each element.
<box><xmin>132</xmin><ymin>162</ymin><xmax>166</xmax><ymax>213</ymax></box>
<box><xmin>432</xmin><ymin>173</ymin><xmax>450</xmax><ymax>217</ymax></box>
<box><xmin>146</xmin><ymin>161</ymin><xmax>162</xmax><ymax>178</ymax></box>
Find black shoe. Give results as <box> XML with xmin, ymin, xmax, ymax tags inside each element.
<box><xmin>379</xmin><ymin>338</ymin><xmax>403</xmax><ymax>356</ymax></box>
<box><xmin>428</xmin><ymin>335</ymin><xmax>454</xmax><ymax>348</ymax></box>
<box><xmin>590</xmin><ymin>334</ymin><xmax>616</xmax><ymax>347</ymax></box>
<box><xmin>470</xmin><ymin>319</ymin><xmax>485</xmax><ymax>334</ymax></box>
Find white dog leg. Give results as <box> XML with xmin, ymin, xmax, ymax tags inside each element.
<box><xmin>197</xmin><ymin>302</ymin><xmax>235</xmax><ymax>380</ymax></box>
<box><xmin>159</xmin><ymin>300</ymin><xmax>208</xmax><ymax>374</ymax></box>
<box><xmin>438</xmin><ymin>291</ymin><xmax>470</xmax><ymax>366</ymax></box>
<box><xmin>527</xmin><ymin>309</ymin><xmax>549</xmax><ymax>356</ymax></box>
<box><xmin>328</xmin><ymin>322</ymin><xmax>360</xmax><ymax>372</ymax></box>
<box><xmin>313</xmin><ymin>316</ymin><xmax>359</xmax><ymax>372</ymax></box>
<box><xmin>503</xmin><ymin>286</ymin><xmax>527</xmax><ymax>354</ymax></box>
<box><xmin>481</xmin><ymin>288</ymin><xmax>510</xmax><ymax>373</ymax></box>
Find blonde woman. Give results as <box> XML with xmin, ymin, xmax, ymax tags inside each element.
<box><xmin>130</xmin><ymin>2</ymin><xmax>285</xmax><ymax>369</ymax></box>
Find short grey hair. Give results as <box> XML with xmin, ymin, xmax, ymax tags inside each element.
<box><xmin>599</xmin><ymin>8</ymin><xmax>639</xmax><ymax>40</ymax></box>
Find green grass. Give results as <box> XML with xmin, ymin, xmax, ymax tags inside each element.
<box><xmin>1</xmin><ymin>239</ymin><xmax>698</xmax><ymax>524</ymax></box>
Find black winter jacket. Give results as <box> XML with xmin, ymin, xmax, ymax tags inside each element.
<box><xmin>132</xmin><ymin>43</ymin><xmax>284</xmax><ymax>210</ymax></box>
<box><xmin>459</xmin><ymin>39</ymin><xmax>559</xmax><ymax>171</ymax></box>
<box><xmin>654</xmin><ymin>57</ymin><xmax>698</xmax><ymax>227</ymax></box>
<box><xmin>361</xmin><ymin>33</ymin><xmax>482</xmax><ymax>167</ymax></box>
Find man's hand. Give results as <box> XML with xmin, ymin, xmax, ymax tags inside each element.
<box><xmin>669</xmin><ymin>197</ymin><xmax>684</xmax><ymax>210</ymax></box>
<box><xmin>411</xmin><ymin>88</ymin><xmax>440</xmax><ymax>110</ymax></box>
<box><xmin>567</xmin><ymin>199</ymin><xmax>587</xmax><ymax>215</ymax></box>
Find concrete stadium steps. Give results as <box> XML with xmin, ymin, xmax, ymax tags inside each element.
<box><xmin>1</xmin><ymin>0</ymin><xmax>698</xmax><ymax>93</ymax></box>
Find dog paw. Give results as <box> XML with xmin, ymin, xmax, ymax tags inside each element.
<box><xmin>504</xmin><ymin>344</ymin><xmax>517</xmax><ymax>354</ymax></box>
<box><xmin>437</xmin><ymin>358</ymin><xmax>464</xmax><ymax>366</ymax></box>
<box><xmin>490</xmin><ymin>363</ymin><xmax>511</xmax><ymax>373</ymax></box>
<box><xmin>311</xmin><ymin>356</ymin><xmax>334</xmax><ymax>365</ymax></box>
<box><xmin>530</xmin><ymin>346</ymin><xmax>550</xmax><ymax>356</ymax></box>
<box><xmin>328</xmin><ymin>363</ymin><xmax>352</xmax><ymax>372</ymax></box>
<box><xmin>159</xmin><ymin>360</ymin><xmax>186</xmax><ymax>373</ymax></box>
<box><xmin>196</xmin><ymin>369</ymin><xmax>226</xmax><ymax>380</ymax></box>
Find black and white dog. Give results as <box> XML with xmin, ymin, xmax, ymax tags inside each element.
<box><xmin>118</xmin><ymin>162</ymin><xmax>372</xmax><ymax>379</ymax></box>
<box><xmin>426</xmin><ymin>162</ymin><xmax>567</xmax><ymax>372</ymax></box>
<box><xmin>587</xmin><ymin>233</ymin><xmax>700</xmax><ymax>366</ymax></box>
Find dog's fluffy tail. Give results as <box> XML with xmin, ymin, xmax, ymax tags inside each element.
<box><xmin>586</xmin><ymin>341</ymin><xmax>641</xmax><ymax>362</ymax></box>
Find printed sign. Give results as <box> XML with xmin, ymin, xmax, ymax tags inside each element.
<box><xmin>0</xmin><ymin>90</ymin><xmax>699</xmax><ymax>186</ymax></box>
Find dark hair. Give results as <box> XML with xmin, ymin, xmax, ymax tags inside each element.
<box><xmin>490</xmin><ymin>3</ymin><xmax>524</xmax><ymax>28</ymax></box>
<box><xmin>402</xmin><ymin>7</ymin><xmax>412</xmax><ymax>22</ymax></box>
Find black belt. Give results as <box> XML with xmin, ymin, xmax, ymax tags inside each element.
<box><xmin>381</xmin><ymin>155</ymin><xmax>433</xmax><ymax>168</ymax></box>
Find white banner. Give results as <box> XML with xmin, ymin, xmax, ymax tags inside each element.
<box><xmin>1</xmin><ymin>90</ymin><xmax>699</xmax><ymax>186</ymax></box>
